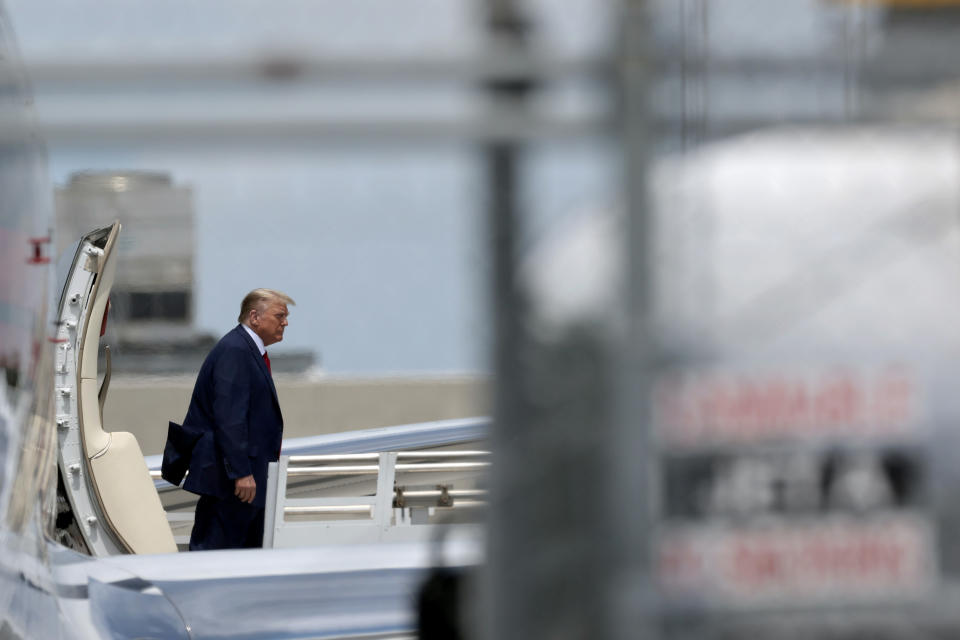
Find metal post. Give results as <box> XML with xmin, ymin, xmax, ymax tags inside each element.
<box><xmin>612</xmin><ymin>1</ymin><xmax>657</xmax><ymax>638</ymax></box>
<box><xmin>482</xmin><ymin>1</ymin><xmax>535</xmax><ymax>638</ymax></box>
<box><xmin>375</xmin><ymin>452</ymin><xmax>398</xmax><ymax>529</ymax></box>
<box><xmin>263</xmin><ymin>457</ymin><xmax>287</xmax><ymax>549</ymax></box>
<box><xmin>481</xmin><ymin>0</ymin><xmax>621</xmax><ymax>638</ymax></box>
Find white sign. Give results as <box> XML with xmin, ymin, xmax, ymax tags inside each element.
<box><xmin>654</xmin><ymin>367</ymin><xmax>917</xmax><ymax>447</ymax></box>
<box><xmin>659</xmin><ymin>516</ymin><xmax>935</xmax><ymax>605</ymax></box>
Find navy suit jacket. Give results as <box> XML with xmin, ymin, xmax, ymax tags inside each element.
<box><xmin>178</xmin><ymin>324</ymin><xmax>283</xmax><ymax>508</ymax></box>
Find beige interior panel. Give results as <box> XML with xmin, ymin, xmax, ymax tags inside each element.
<box><xmin>88</xmin><ymin>431</ymin><xmax>178</xmax><ymax>554</ymax></box>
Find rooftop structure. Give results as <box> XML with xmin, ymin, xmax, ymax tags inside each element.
<box><xmin>55</xmin><ymin>171</ymin><xmax>314</xmax><ymax>373</ymax></box>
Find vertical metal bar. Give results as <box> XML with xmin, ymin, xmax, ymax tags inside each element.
<box><xmin>263</xmin><ymin>457</ymin><xmax>286</xmax><ymax>549</ymax></box>
<box><xmin>263</xmin><ymin>461</ymin><xmax>279</xmax><ymax>548</ymax></box>
<box><xmin>375</xmin><ymin>452</ymin><xmax>398</xmax><ymax>529</ymax></box>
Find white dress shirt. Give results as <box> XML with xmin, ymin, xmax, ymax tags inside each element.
<box><xmin>241</xmin><ymin>323</ymin><xmax>266</xmax><ymax>356</ymax></box>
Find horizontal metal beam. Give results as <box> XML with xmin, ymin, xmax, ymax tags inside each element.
<box><xmin>11</xmin><ymin>50</ymin><xmax>960</xmax><ymax>88</ymax></box>
<box><xmin>396</xmin><ymin>451</ymin><xmax>490</xmax><ymax>459</ymax></box>
<box><xmin>289</xmin><ymin>451</ymin><xmax>490</xmax><ymax>464</ymax></box>
<box><xmin>401</xmin><ymin>461</ymin><xmax>491</xmax><ymax>473</ymax></box>
<box><xmin>0</xmin><ymin>114</ymin><xmax>611</xmax><ymax>145</ymax></box>
<box><xmin>15</xmin><ymin>52</ymin><xmax>609</xmax><ymax>86</ymax></box>
<box><xmin>399</xmin><ymin>489</ymin><xmax>486</xmax><ymax>500</ymax></box>
<box><xmin>287</xmin><ymin>464</ymin><xmax>381</xmax><ymax>476</ymax></box>
<box><xmin>290</xmin><ymin>454</ymin><xmax>380</xmax><ymax>463</ymax></box>
<box><xmin>17</xmin><ymin>107</ymin><xmax>960</xmax><ymax>149</ymax></box>
<box><xmin>654</xmin><ymin>53</ymin><xmax>960</xmax><ymax>85</ymax></box>
<box><xmin>446</xmin><ymin>500</ymin><xmax>487</xmax><ymax>510</ymax></box>
<box><xmin>284</xmin><ymin>505</ymin><xmax>373</xmax><ymax>516</ymax></box>
<box><xmin>287</xmin><ymin>461</ymin><xmax>490</xmax><ymax>477</ymax></box>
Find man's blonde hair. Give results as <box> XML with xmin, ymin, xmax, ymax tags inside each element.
<box><xmin>238</xmin><ymin>288</ymin><xmax>295</xmax><ymax>324</ymax></box>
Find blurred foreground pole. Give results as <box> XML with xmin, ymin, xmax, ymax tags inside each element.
<box><xmin>481</xmin><ymin>0</ymin><xmax>536</xmax><ymax>637</ymax></box>
<box><xmin>612</xmin><ymin>0</ymin><xmax>657</xmax><ymax>638</ymax></box>
<box><xmin>481</xmin><ymin>0</ymin><xmax>648</xmax><ymax>638</ymax></box>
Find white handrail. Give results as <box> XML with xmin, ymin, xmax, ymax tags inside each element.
<box><xmin>288</xmin><ymin>450</ymin><xmax>490</xmax><ymax>464</ymax></box>
<box><xmin>261</xmin><ymin>450</ymin><xmax>488</xmax><ymax>548</ymax></box>
<box><xmin>286</xmin><ymin>461</ymin><xmax>490</xmax><ymax>477</ymax></box>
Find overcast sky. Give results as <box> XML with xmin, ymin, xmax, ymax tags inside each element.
<box><xmin>2</xmin><ymin>0</ymin><xmax>618</xmax><ymax>374</ymax></box>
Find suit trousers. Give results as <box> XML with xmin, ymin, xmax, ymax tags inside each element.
<box><xmin>189</xmin><ymin>494</ymin><xmax>265</xmax><ymax>551</ymax></box>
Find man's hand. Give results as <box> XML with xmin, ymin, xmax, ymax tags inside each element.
<box><xmin>235</xmin><ymin>475</ymin><xmax>256</xmax><ymax>504</ymax></box>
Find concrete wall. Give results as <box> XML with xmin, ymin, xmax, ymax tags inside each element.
<box><xmin>104</xmin><ymin>374</ymin><xmax>489</xmax><ymax>456</ymax></box>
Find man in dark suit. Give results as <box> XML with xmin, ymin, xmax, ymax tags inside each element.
<box><xmin>172</xmin><ymin>288</ymin><xmax>293</xmax><ymax>550</ymax></box>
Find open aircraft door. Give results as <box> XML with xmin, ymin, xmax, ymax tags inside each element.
<box><xmin>54</xmin><ymin>222</ymin><xmax>177</xmax><ymax>555</ymax></box>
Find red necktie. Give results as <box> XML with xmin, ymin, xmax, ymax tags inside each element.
<box><xmin>263</xmin><ymin>351</ymin><xmax>271</xmax><ymax>374</ymax></box>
